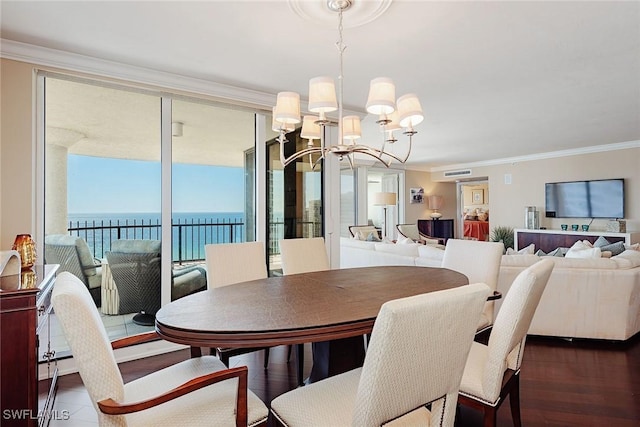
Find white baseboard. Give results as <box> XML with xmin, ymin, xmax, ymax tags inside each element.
<box><xmin>39</xmin><ymin>340</ymin><xmax>187</xmax><ymax>381</ymax></box>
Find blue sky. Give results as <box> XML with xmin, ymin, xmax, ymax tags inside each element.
<box><xmin>67</xmin><ymin>155</ymin><xmax>245</xmax><ymax>214</ymax></box>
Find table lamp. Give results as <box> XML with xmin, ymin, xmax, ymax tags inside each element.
<box><xmin>373</xmin><ymin>192</ymin><xmax>397</xmax><ymax>239</ymax></box>
<box><xmin>428</xmin><ymin>195</ymin><xmax>444</xmax><ymax>219</ymax></box>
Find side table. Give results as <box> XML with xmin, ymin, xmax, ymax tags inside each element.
<box><xmin>100</xmin><ymin>259</ymin><xmax>120</xmax><ymax>315</ymax></box>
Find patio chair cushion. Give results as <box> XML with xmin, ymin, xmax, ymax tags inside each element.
<box><xmin>45</xmin><ymin>234</ymin><xmax>100</xmax><ymax>278</ymax></box>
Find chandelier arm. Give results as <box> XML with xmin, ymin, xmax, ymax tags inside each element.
<box><xmin>274</xmin><ymin>2</ymin><xmax>421</xmax><ymax>169</ymax></box>
<box><xmin>320</xmin><ymin>125</ymin><xmax>327</xmax><ymax>160</ymax></box>
<box><xmin>280</xmin><ymin>146</ymin><xmax>327</xmax><ymax>168</ymax></box>
<box><xmin>352</xmin><ymin>147</ymin><xmax>393</xmax><ymax>168</ymax></box>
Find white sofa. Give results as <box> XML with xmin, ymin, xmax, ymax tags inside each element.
<box><xmin>497</xmin><ymin>250</ymin><xmax>640</xmax><ymax>341</ymax></box>
<box><xmin>340</xmin><ymin>237</ymin><xmax>445</xmax><ymax>268</ymax></box>
<box><xmin>339</xmin><ymin>237</ymin><xmax>640</xmax><ymax>341</ymax></box>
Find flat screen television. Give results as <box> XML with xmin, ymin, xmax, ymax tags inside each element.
<box><xmin>545</xmin><ymin>179</ymin><xmax>624</xmax><ymax>219</ymax></box>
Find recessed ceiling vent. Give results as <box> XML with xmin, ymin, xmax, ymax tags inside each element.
<box><xmin>444</xmin><ymin>169</ymin><xmax>472</xmax><ymax>177</ymax></box>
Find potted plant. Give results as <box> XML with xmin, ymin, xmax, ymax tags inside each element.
<box><xmin>490</xmin><ymin>226</ymin><xmax>514</xmax><ymax>253</ymax></box>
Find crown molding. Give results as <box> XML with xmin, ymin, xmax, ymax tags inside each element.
<box><xmin>0</xmin><ymin>38</ymin><xmax>365</xmax><ymax>117</ymax></box>
<box><xmin>0</xmin><ymin>38</ymin><xmax>276</xmax><ymax>109</ymax></box>
<box><xmin>430</xmin><ymin>140</ymin><xmax>640</xmax><ymax>173</ymax></box>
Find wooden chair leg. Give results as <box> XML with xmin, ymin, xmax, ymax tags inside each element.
<box><xmin>220</xmin><ymin>351</ymin><xmax>230</xmax><ymax>367</ymax></box>
<box><xmin>190</xmin><ymin>346</ymin><xmax>202</xmax><ymax>358</ymax></box>
<box><xmin>296</xmin><ymin>343</ymin><xmax>305</xmax><ymax>386</ymax></box>
<box><xmin>483</xmin><ymin>405</ymin><xmax>497</xmax><ymax>427</ymax></box>
<box><xmin>509</xmin><ymin>374</ymin><xmax>522</xmax><ymax>427</ymax></box>
<box><xmin>263</xmin><ymin>348</ymin><xmax>270</xmax><ymax>369</ymax></box>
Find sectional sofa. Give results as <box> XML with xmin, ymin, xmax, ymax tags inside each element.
<box><xmin>339</xmin><ymin>237</ymin><xmax>640</xmax><ymax>340</ymax></box>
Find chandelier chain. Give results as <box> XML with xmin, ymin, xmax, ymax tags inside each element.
<box><xmin>273</xmin><ymin>1</ymin><xmax>423</xmax><ymax>168</ymax></box>
<box><xmin>336</xmin><ymin>7</ymin><xmax>346</xmax><ymax>150</ymax></box>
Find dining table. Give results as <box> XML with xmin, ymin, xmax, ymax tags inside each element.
<box><xmin>155</xmin><ymin>265</ymin><xmax>469</xmax><ymax>383</ymax></box>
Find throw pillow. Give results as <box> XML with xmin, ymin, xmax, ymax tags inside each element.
<box><xmin>535</xmin><ymin>249</ymin><xmax>546</xmax><ymax>257</ymax></box>
<box><xmin>546</xmin><ymin>247</ymin><xmax>565</xmax><ymax>257</ymax></box>
<box><xmin>593</xmin><ymin>236</ymin><xmax>611</xmax><ymax>248</ymax></box>
<box><xmin>506</xmin><ymin>243</ymin><xmax>535</xmax><ymax>255</ymax></box>
<box><xmin>600</xmin><ymin>241</ymin><xmax>625</xmax><ymax>256</ymax></box>
<box><xmin>396</xmin><ymin>235</ymin><xmax>414</xmax><ymax>245</ymax></box>
<box><xmin>565</xmin><ymin>240</ymin><xmax>602</xmax><ymax>259</ymax></box>
<box><xmin>625</xmin><ymin>243</ymin><xmax>640</xmax><ymax>251</ymax></box>
<box><xmin>365</xmin><ymin>232</ymin><xmax>381</xmax><ymax>242</ymax></box>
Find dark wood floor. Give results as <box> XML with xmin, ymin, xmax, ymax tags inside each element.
<box><xmin>42</xmin><ymin>334</ymin><xmax>640</xmax><ymax>426</ymax></box>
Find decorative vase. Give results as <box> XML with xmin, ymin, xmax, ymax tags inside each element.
<box><xmin>12</xmin><ymin>234</ymin><xmax>37</xmax><ymax>270</ymax></box>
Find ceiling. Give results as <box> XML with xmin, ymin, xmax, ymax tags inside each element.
<box><xmin>2</xmin><ymin>0</ymin><xmax>639</xmax><ymax>170</ymax></box>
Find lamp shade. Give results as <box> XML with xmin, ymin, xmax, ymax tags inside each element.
<box><xmin>428</xmin><ymin>195</ymin><xmax>444</xmax><ymax>210</ymax></box>
<box><xmin>301</xmin><ymin>115</ymin><xmax>321</xmax><ymax>140</ymax></box>
<box><xmin>272</xmin><ymin>107</ymin><xmax>295</xmax><ymax>133</ymax></box>
<box><xmin>274</xmin><ymin>92</ymin><xmax>301</xmax><ymax>124</ymax></box>
<box><xmin>397</xmin><ymin>93</ymin><xmax>424</xmax><ymax>128</ymax></box>
<box><xmin>372</xmin><ymin>192</ymin><xmax>397</xmax><ymax>206</ymax></box>
<box><xmin>308</xmin><ymin>76</ymin><xmax>338</xmax><ymax>113</ymax></box>
<box><xmin>342</xmin><ymin>115</ymin><xmax>362</xmax><ymax>140</ymax></box>
<box><xmin>366</xmin><ymin>77</ymin><xmax>396</xmax><ymax>115</ymax></box>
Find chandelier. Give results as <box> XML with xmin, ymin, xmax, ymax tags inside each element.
<box><xmin>273</xmin><ymin>0</ymin><xmax>424</xmax><ymax>168</ymax></box>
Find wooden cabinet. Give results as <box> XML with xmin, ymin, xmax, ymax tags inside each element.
<box><xmin>0</xmin><ymin>265</ymin><xmax>58</xmax><ymax>427</ymax></box>
<box><xmin>418</xmin><ymin>219</ymin><xmax>454</xmax><ymax>243</ymax></box>
<box><xmin>514</xmin><ymin>229</ymin><xmax>640</xmax><ymax>253</ymax></box>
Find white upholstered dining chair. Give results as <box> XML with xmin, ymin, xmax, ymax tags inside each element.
<box><xmin>458</xmin><ymin>259</ymin><xmax>554</xmax><ymax>427</ymax></box>
<box><xmin>278</xmin><ymin>237</ymin><xmax>330</xmax><ymax>386</ymax></box>
<box><xmin>205</xmin><ymin>242</ymin><xmax>272</xmax><ymax>367</ymax></box>
<box><xmin>279</xmin><ymin>237</ymin><xmax>330</xmax><ymax>275</ymax></box>
<box><xmin>441</xmin><ymin>238</ymin><xmax>504</xmax><ymax>332</ymax></box>
<box><xmin>52</xmin><ymin>271</ymin><xmax>268</xmax><ymax>427</ymax></box>
<box><xmin>270</xmin><ymin>283</ymin><xmax>491</xmax><ymax>427</ymax></box>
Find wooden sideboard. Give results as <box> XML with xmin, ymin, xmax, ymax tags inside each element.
<box><xmin>418</xmin><ymin>219</ymin><xmax>454</xmax><ymax>243</ymax></box>
<box><xmin>0</xmin><ymin>264</ymin><xmax>59</xmax><ymax>427</ymax></box>
<box><xmin>514</xmin><ymin>229</ymin><xmax>640</xmax><ymax>253</ymax></box>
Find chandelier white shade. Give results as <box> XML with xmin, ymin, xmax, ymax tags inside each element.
<box><xmin>273</xmin><ymin>0</ymin><xmax>423</xmax><ymax>168</ymax></box>
<box><xmin>366</xmin><ymin>77</ymin><xmax>396</xmax><ymax>115</ymax></box>
<box><xmin>308</xmin><ymin>76</ymin><xmax>338</xmax><ymax>115</ymax></box>
<box><xmin>274</xmin><ymin>92</ymin><xmax>301</xmax><ymax>124</ymax></box>
<box><xmin>301</xmin><ymin>115</ymin><xmax>321</xmax><ymax>140</ymax></box>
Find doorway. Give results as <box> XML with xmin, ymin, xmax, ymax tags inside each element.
<box><xmin>457</xmin><ymin>180</ymin><xmax>490</xmax><ymax>241</ymax></box>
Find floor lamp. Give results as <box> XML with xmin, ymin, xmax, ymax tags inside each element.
<box><xmin>373</xmin><ymin>192</ymin><xmax>397</xmax><ymax>239</ymax></box>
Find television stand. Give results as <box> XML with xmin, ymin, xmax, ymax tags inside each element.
<box><xmin>514</xmin><ymin>228</ymin><xmax>640</xmax><ymax>253</ymax></box>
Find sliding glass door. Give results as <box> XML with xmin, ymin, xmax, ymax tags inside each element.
<box><xmin>265</xmin><ymin>124</ymin><xmax>324</xmax><ymax>274</ymax></box>
<box><xmin>41</xmin><ymin>74</ymin><xmax>259</xmax><ymax>352</ymax></box>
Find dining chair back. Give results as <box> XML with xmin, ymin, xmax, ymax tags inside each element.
<box><xmin>458</xmin><ymin>259</ymin><xmax>554</xmax><ymax>427</ymax></box>
<box><xmin>205</xmin><ymin>241</ymin><xmax>267</xmax><ymax>288</ymax></box>
<box><xmin>279</xmin><ymin>237</ymin><xmax>329</xmax><ymax>275</ymax></box>
<box><xmin>205</xmin><ymin>242</ymin><xmax>270</xmax><ymax>367</ymax></box>
<box><xmin>270</xmin><ymin>283</ymin><xmax>491</xmax><ymax>426</ymax></box>
<box><xmin>52</xmin><ymin>271</ymin><xmax>268</xmax><ymax>427</ymax></box>
<box><xmin>278</xmin><ymin>237</ymin><xmax>330</xmax><ymax>386</ymax></box>
<box><xmin>441</xmin><ymin>238</ymin><xmax>504</xmax><ymax>332</ymax></box>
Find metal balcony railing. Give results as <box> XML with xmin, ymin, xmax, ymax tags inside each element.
<box><xmin>66</xmin><ymin>216</ymin><xmax>320</xmax><ymax>264</ymax></box>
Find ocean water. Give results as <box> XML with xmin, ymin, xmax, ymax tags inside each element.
<box><xmin>67</xmin><ymin>212</ymin><xmax>245</xmax><ymax>261</ymax></box>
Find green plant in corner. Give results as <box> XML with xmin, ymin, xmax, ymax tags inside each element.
<box><xmin>490</xmin><ymin>226</ymin><xmax>514</xmax><ymax>253</ymax></box>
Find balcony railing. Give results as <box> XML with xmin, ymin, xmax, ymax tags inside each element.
<box><xmin>68</xmin><ymin>217</ymin><xmax>245</xmax><ymax>264</ymax></box>
<box><xmin>67</xmin><ymin>216</ymin><xmax>320</xmax><ymax>264</ymax></box>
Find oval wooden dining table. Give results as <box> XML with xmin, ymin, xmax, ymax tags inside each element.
<box><xmin>156</xmin><ymin>265</ymin><xmax>468</xmax><ymax>382</ymax></box>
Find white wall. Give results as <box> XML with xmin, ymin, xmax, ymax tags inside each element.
<box><xmin>431</xmin><ymin>146</ymin><xmax>640</xmax><ymax>233</ymax></box>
